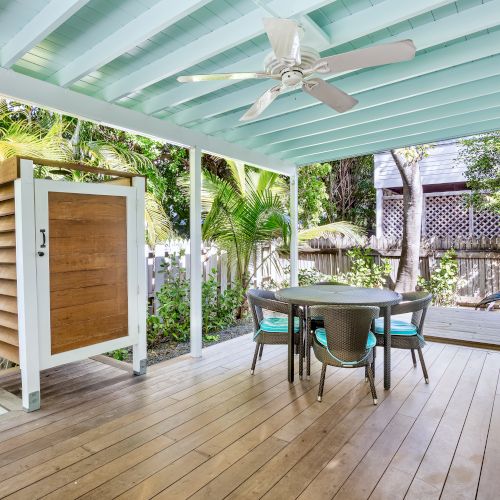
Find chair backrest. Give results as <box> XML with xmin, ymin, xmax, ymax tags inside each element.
<box><xmin>391</xmin><ymin>291</ymin><xmax>433</xmax><ymax>334</ymax></box>
<box><xmin>309</xmin><ymin>305</ymin><xmax>379</xmax><ymax>364</ymax></box>
<box><xmin>247</xmin><ymin>289</ymin><xmax>289</xmax><ymax>333</ymax></box>
<box><xmin>317</xmin><ymin>281</ymin><xmax>349</xmax><ymax>285</ymax></box>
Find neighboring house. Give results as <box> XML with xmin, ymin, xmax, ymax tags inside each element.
<box><xmin>374</xmin><ymin>139</ymin><xmax>500</xmax><ymax>239</ymax></box>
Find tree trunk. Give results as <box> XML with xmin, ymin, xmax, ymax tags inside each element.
<box><xmin>391</xmin><ymin>150</ymin><xmax>423</xmax><ymax>292</ymax></box>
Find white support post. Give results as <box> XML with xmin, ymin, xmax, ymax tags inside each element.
<box><xmin>376</xmin><ymin>188</ymin><xmax>384</xmax><ymax>239</ymax></box>
<box><xmin>15</xmin><ymin>159</ymin><xmax>41</xmax><ymax>411</ymax></box>
<box><xmin>190</xmin><ymin>147</ymin><xmax>203</xmax><ymax>358</ymax></box>
<box><xmin>290</xmin><ymin>170</ymin><xmax>299</xmax><ymax>287</ymax></box>
<box><xmin>132</xmin><ymin>176</ymin><xmax>147</xmax><ymax>375</ymax></box>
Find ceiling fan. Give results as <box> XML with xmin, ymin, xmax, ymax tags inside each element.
<box><xmin>177</xmin><ymin>18</ymin><xmax>416</xmax><ymax>121</ymax></box>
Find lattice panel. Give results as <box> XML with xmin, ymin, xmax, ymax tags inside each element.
<box><xmin>473</xmin><ymin>208</ymin><xmax>500</xmax><ymax>238</ymax></box>
<box><xmin>382</xmin><ymin>198</ymin><xmax>403</xmax><ymax>238</ymax></box>
<box><xmin>425</xmin><ymin>195</ymin><xmax>470</xmax><ymax>238</ymax></box>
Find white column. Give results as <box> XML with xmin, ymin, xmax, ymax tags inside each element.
<box><xmin>189</xmin><ymin>146</ymin><xmax>203</xmax><ymax>358</ymax></box>
<box><xmin>289</xmin><ymin>170</ymin><xmax>299</xmax><ymax>287</ymax></box>
<box><xmin>132</xmin><ymin>176</ymin><xmax>147</xmax><ymax>375</ymax></box>
<box><xmin>376</xmin><ymin>188</ymin><xmax>384</xmax><ymax>239</ymax></box>
<box><xmin>15</xmin><ymin>159</ymin><xmax>41</xmax><ymax>411</ymax></box>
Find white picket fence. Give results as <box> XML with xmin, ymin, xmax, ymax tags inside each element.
<box><xmin>147</xmin><ymin>239</ymin><xmax>297</xmax><ymax>313</ymax></box>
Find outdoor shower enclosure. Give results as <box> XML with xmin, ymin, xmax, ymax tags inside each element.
<box><xmin>0</xmin><ymin>157</ymin><xmax>147</xmax><ymax>411</ymax></box>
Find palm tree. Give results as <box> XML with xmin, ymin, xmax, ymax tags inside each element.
<box><xmin>201</xmin><ymin>160</ymin><xmax>364</xmax><ymax>291</ymax></box>
<box><xmin>0</xmin><ymin>101</ymin><xmax>171</xmax><ymax>245</ymax></box>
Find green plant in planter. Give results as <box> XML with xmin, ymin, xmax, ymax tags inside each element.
<box><xmin>418</xmin><ymin>249</ymin><xmax>460</xmax><ymax>306</ymax></box>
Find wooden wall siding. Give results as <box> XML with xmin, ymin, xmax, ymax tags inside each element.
<box><xmin>48</xmin><ymin>192</ymin><xmax>128</xmax><ymax>355</ymax></box>
<box><xmin>374</xmin><ymin>140</ymin><xmax>467</xmax><ymax>189</ymax></box>
<box><xmin>0</xmin><ymin>161</ymin><xmax>18</xmax><ymax>363</ymax></box>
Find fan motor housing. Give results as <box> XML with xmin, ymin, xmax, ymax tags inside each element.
<box><xmin>264</xmin><ymin>46</ymin><xmax>320</xmax><ymax>78</ymax></box>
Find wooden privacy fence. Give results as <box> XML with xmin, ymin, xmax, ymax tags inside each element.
<box><xmin>148</xmin><ymin>235</ymin><xmax>500</xmax><ymax>311</ymax></box>
<box><xmin>300</xmin><ymin>235</ymin><xmax>500</xmax><ymax>306</ymax></box>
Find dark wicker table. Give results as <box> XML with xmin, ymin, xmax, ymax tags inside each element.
<box><xmin>276</xmin><ymin>285</ymin><xmax>402</xmax><ymax>389</ymax></box>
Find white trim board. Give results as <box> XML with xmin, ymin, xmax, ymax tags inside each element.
<box><xmin>0</xmin><ymin>68</ymin><xmax>295</xmax><ymax>176</ymax></box>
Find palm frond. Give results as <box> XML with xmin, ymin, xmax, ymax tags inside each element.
<box><xmin>298</xmin><ymin>222</ymin><xmax>365</xmax><ymax>243</ymax></box>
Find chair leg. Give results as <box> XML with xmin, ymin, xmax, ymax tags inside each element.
<box><xmin>366</xmin><ymin>363</ymin><xmax>378</xmax><ymax>405</ymax></box>
<box><xmin>251</xmin><ymin>342</ymin><xmax>260</xmax><ymax>375</ymax></box>
<box><xmin>298</xmin><ymin>321</ymin><xmax>304</xmax><ymax>379</ymax></box>
<box><xmin>372</xmin><ymin>346</ymin><xmax>376</xmax><ymax>379</ymax></box>
<box><xmin>306</xmin><ymin>329</ymin><xmax>312</xmax><ymax>379</ymax></box>
<box><xmin>258</xmin><ymin>343</ymin><xmax>264</xmax><ymax>360</ymax></box>
<box><xmin>317</xmin><ymin>363</ymin><xmax>327</xmax><ymax>402</ymax></box>
<box><xmin>411</xmin><ymin>349</ymin><xmax>417</xmax><ymax>367</ymax></box>
<box><xmin>417</xmin><ymin>347</ymin><xmax>429</xmax><ymax>384</ymax></box>
<box><xmin>365</xmin><ymin>365</ymin><xmax>368</xmax><ymax>382</ymax></box>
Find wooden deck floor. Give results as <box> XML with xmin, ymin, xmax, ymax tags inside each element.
<box><xmin>425</xmin><ymin>307</ymin><xmax>500</xmax><ymax>349</ymax></box>
<box><xmin>0</xmin><ymin>334</ymin><xmax>500</xmax><ymax>499</ymax></box>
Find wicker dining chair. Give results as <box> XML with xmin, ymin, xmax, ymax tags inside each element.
<box><xmin>247</xmin><ymin>289</ymin><xmax>304</xmax><ymax>376</ymax></box>
<box><xmin>310</xmin><ymin>305</ymin><xmax>380</xmax><ymax>404</ymax></box>
<box><xmin>310</xmin><ymin>281</ymin><xmax>349</xmax><ymax>330</ymax></box>
<box><xmin>373</xmin><ymin>291</ymin><xmax>433</xmax><ymax>383</ymax></box>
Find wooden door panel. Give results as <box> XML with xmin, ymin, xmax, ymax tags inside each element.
<box><xmin>48</xmin><ymin>192</ymin><xmax>128</xmax><ymax>355</ymax></box>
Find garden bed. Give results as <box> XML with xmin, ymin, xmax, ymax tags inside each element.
<box><xmin>111</xmin><ymin>317</ymin><xmax>253</xmax><ymax>366</ymax></box>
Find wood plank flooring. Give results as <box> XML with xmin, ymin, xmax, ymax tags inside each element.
<box><xmin>0</xmin><ymin>334</ymin><xmax>499</xmax><ymax>499</ymax></box>
<box><xmin>426</xmin><ymin>307</ymin><xmax>500</xmax><ymax>349</ymax></box>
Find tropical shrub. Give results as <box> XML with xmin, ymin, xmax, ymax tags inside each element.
<box><xmin>147</xmin><ymin>256</ymin><xmax>243</xmax><ymax>343</ymax></box>
<box><xmin>335</xmin><ymin>248</ymin><xmax>392</xmax><ymax>288</ymax></box>
<box><xmin>418</xmin><ymin>249</ymin><xmax>460</xmax><ymax>306</ymax></box>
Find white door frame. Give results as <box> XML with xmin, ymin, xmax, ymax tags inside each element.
<box><xmin>34</xmin><ymin>179</ymin><xmax>139</xmax><ymax>370</ymax></box>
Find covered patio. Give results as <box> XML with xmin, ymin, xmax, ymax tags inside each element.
<box><xmin>0</xmin><ymin>0</ymin><xmax>500</xmax><ymax>498</ymax></box>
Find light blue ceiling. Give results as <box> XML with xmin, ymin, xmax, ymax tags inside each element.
<box><xmin>1</xmin><ymin>0</ymin><xmax>500</xmax><ymax>165</ymax></box>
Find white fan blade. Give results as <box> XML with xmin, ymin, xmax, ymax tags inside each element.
<box><xmin>177</xmin><ymin>72</ymin><xmax>272</xmax><ymax>83</ymax></box>
<box><xmin>316</xmin><ymin>39</ymin><xmax>416</xmax><ymax>74</ymax></box>
<box><xmin>263</xmin><ymin>18</ymin><xmax>301</xmax><ymax>65</ymax></box>
<box><xmin>302</xmin><ymin>78</ymin><xmax>358</xmax><ymax>113</ymax></box>
<box><xmin>240</xmin><ymin>85</ymin><xmax>283</xmax><ymax>122</ymax></box>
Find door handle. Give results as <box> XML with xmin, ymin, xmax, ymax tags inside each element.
<box><xmin>38</xmin><ymin>251</ymin><xmax>44</xmax><ymax>257</ymax></box>
<box><xmin>40</xmin><ymin>229</ymin><xmax>46</xmax><ymax>248</ymax></box>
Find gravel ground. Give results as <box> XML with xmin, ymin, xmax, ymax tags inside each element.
<box><xmin>113</xmin><ymin>317</ymin><xmax>254</xmax><ymax>366</ymax></box>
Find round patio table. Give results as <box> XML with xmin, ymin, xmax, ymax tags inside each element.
<box><xmin>276</xmin><ymin>285</ymin><xmax>402</xmax><ymax>389</ymax></box>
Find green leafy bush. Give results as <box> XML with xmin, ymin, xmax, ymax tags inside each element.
<box><xmin>336</xmin><ymin>248</ymin><xmax>392</xmax><ymax>288</ymax></box>
<box><xmin>263</xmin><ymin>249</ymin><xmax>390</xmax><ymax>290</ymax></box>
<box><xmin>147</xmin><ymin>255</ymin><xmax>243</xmax><ymax>344</ymax></box>
<box><xmin>418</xmin><ymin>249</ymin><xmax>460</xmax><ymax>306</ymax></box>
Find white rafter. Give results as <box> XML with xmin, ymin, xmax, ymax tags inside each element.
<box><xmin>141</xmin><ymin>0</ymin><xmax>453</xmax><ymax>118</ymax></box>
<box><xmin>181</xmin><ymin>0</ymin><xmax>498</xmax><ymax>131</ymax></box>
<box><xmin>0</xmin><ymin>0</ymin><xmax>91</xmax><ymax>68</ymax></box>
<box><xmin>102</xmin><ymin>0</ymin><xmax>342</xmax><ymax>102</ymax></box>
<box><xmin>54</xmin><ymin>0</ymin><xmax>213</xmax><ymax>88</ymax></box>
<box><xmin>0</xmin><ymin>68</ymin><xmax>294</xmax><ymax>174</ymax></box>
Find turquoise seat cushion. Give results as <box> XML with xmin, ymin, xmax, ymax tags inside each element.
<box><xmin>315</xmin><ymin>327</ymin><xmax>376</xmax><ymax>349</ymax></box>
<box><xmin>374</xmin><ymin>318</ymin><xmax>417</xmax><ymax>336</ymax></box>
<box><xmin>260</xmin><ymin>316</ymin><xmax>300</xmax><ymax>334</ymax></box>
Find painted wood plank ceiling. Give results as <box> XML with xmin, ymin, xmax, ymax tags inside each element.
<box><xmin>1</xmin><ymin>0</ymin><xmax>499</xmax><ymax>166</ymax></box>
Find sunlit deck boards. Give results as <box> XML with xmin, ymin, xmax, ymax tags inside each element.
<box><xmin>0</xmin><ymin>334</ymin><xmax>499</xmax><ymax>499</ymax></box>
<box><xmin>426</xmin><ymin>307</ymin><xmax>500</xmax><ymax>349</ymax></box>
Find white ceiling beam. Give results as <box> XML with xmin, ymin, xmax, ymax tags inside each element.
<box><xmin>292</xmin><ymin>107</ymin><xmax>500</xmax><ymax>161</ymax></box>
<box><xmin>295</xmin><ymin>115</ymin><xmax>500</xmax><ymax>166</ymax></box>
<box><xmin>263</xmin><ymin>74</ymin><xmax>500</xmax><ymax>155</ymax></box>
<box><xmin>0</xmin><ymin>68</ymin><xmax>294</xmax><ymax>175</ymax></box>
<box><xmin>279</xmin><ymin>91</ymin><xmax>500</xmax><ymax>160</ymax></box>
<box><xmin>0</xmin><ymin>0</ymin><xmax>91</xmax><ymax>68</ymax></box>
<box><xmin>54</xmin><ymin>0</ymin><xmax>213</xmax><ymax>88</ymax></box>
<box><xmin>171</xmin><ymin>0</ymin><xmax>456</xmax><ymax>126</ymax></box>
<box><xmin>102</xmin><ymin>0</ymin><xmax>366</xmax><ymax>102</ymax></box>
<box><xmin>196</xmin><ymin>0</ymin><xmax>500</xmax><ymax>136</ymax></box>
